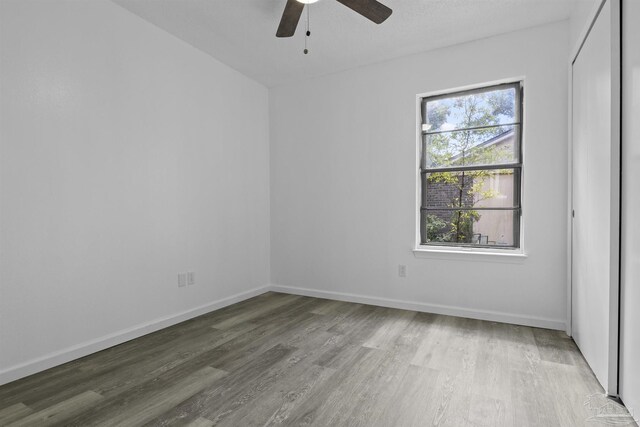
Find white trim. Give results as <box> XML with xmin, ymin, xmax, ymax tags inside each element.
<box><xmin>414</xmin><ymin>77</ymin><xmax>526</xmax><ymax>102</ymax></box>
<box><xmin>413</xmin><ymin>247</ymin><xmax>527</xmax><ymax>263</ymax></box>
<box><xmin>607</xmin><ymin>0</ymin><xmax>621</xmax><ymax>397</ymax></box>
<box><xmin>0</xmin><ymin>285</ymin><xmax>271</xmax><ymax>386</ymax></box>
<box><xmin>415</xmin><ymin>93</ymin><xmax>422</xmax><ymax>252</ymax></box>
<box><xmin>567</xmin><ymin>58</ymin><xmax>574</xmax><ymax>337</ymax></box>
<box><xmin>270</xmin><ymin>284</ymin><xmax>566</xmax><ymax>331</ymax></box>
<box><xmin>570</xmin><ymin>0</ymin><xmax>608</xmax><ymax>64</ymax></box>
<box><xmin>414</xmin><ymin>246</ymin><xmax>526</xmax><ymax>256</ymax></box>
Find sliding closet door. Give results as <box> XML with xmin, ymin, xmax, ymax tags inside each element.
<box><xmin>571</xmin><ymin>0</ymin><xmax>620</xmax><ymax>394</ymax></box>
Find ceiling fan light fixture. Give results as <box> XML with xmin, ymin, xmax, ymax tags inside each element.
<box><xmin>277</xmin><ymin>0</ymin><xmax>392</xmax><ymax>38</ymax></box>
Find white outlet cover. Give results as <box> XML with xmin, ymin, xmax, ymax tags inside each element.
<box><xmin>178</xmin><ymin>272</ymin><xmax>187</xmax><ymax>287</ymax></box>
<box><xmin>398</xmin><ymin>265</ymin><xmax>407</xmax><ymax>278</ymax></box>
<box><xmin>187</xmin><ymin>271</ymin><xmax>195</xmax><ymax>286</ymax></box>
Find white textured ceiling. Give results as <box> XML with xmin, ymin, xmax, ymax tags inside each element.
<box><xmin>112</xmin><ymin>0</ymin><xmax>589</xmax><ymax>87</ymax></box>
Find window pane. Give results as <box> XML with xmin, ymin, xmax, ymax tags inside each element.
<box><xmin>424</xmin><ymin>169</ymin><xmax>518</xmax><ymax>209</ymax></box>
<box><xmin>424</xmin><ymin>126</ymin><xmax>518</xmax><ymax>168</ymax></box>
<box><xmin>422</xmin><ymin>209</ymin><xmax>517</xmax><ymax>247</ymax></box>
<box><xmin>424</xmin><ymin>86</ymin><xmax>517</xmax><ymax>133</ymax></box>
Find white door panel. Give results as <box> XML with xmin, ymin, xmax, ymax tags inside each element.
<box><xmin>571</xmin><ymin>0</ymin><xmax>620</xmax><ymax>394</ymax></box>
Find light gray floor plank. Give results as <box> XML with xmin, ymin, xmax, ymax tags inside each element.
<box><xmin>210</xmin><ymin>294</ymin><xmax>301</xmax><ymax>329</ymax></box>
<box><xmin>309</xmin><ymin>299</ymin><xmax>359</xmax><ymax>316</ymax></box>
<box><xmin>253</xmin><ymin>363</ymin><xmax>336</xmax><ymax>426</ymax></box>
<box><xmin>91</xmin><ymin>366</ymin><xmax>226</xmax><ymax>427</ymax></box>
<box><xmin>362</xmin><ymin>308</ymin><xmax>416</xmax><ymax>350</ymax></box>
<box><xmin>143</xmin><ymin>344</ymin><xmax>297</xmax><ymax>426</ymax></box>
<box><xmin>7</xmin><ymin>391</ymin><xmax>102</xmax><ymax>427</ymax></box>
<box><xmin>0</xmin><ymin>403</ymin><xmax>33</xmax><ymax>425</ymax></box>
<box><xmin>185</xmin><ymin>417</ymin><xmax>215</xmax><ymax>427</ymax></box>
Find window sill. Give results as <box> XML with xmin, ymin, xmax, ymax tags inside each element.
<box><xmin>413</xmin><ymin>246</ymin><xmax>527</xmax><ymax>262</ymax></box>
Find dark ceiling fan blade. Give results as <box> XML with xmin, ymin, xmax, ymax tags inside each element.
<box><xmin>335</xmin><ymin>0</ymin><xmax>392</xmax><ymax>24</ymax></box>
<box><xmin>276</xmin><ymin>0</ymin><xmax>305</xmax><ymax>37</ymax></box>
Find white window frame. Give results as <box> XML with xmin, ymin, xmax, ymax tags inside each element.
<box><xmin>414</xmin><ymin>80</ymin><xmax>527</xmax><ymax>257</ymax></box>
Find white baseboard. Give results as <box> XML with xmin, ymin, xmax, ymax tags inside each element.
<box><xmin>1</xmin><ymin>283</ymin><xmax>566</xmax><ymax>386</ymax></box>
<box><xmin>270</xmin><ymin>284</ymin><xmax>566</xmax><ymax>331</ymax></box>
<box><xmin>0</xmin><ymin>285</ymin><xmax>270</xmax><ymax>386</ymax></box>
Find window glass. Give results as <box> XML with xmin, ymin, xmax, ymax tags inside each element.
<box><xmin>423</xmin><ymin>126</ymin><xmax>519</xmax><ymax>169</ymax></box>
<box><xmin>424</xmin><ymin>87</ymin><xmax>518</xmax><ymax>133</ymax></box>
<box><xmin>423</xmin><ymin>169</ymin><xmax>518</xmax><ymax>209</ymax></box>
<box><xmin>423</xmin><ymin>210</ymin><xmax>518</xmax><ymax>247</ymax></box>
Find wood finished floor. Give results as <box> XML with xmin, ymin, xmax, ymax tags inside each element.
<box><xmin>0</xmin><ymin>292</ymin><xmax>635</xmax><ymax>427</ymax></box>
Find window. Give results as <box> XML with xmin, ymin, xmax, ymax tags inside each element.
<box><xmin>419</xmin><ymin>82</ymin><xmax>523</xmax><ymax>249</ymax></box>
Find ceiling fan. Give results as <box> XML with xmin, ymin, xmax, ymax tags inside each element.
<box><xmin>276</xmin><ymin>0</ymin><xmax>393</xmax><ymax>38</ymax></box>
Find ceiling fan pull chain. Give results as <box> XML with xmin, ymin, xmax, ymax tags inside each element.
<box><xmin>304</xmin><ymin>5</ymin><xmax>310</xmax><ymax>54</ymax></box>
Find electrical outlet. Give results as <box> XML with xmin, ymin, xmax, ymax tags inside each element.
<box><xmin>178</xmin><ymin>272</ymin><xmax>187</xmax><ymax>288</ymax></box>
<box><xmin>398</xmin><ymin>265</ymin><xmax>407</xmax><ymax>278</ymax></box>
<box><xmin>187</xmin><ymin>271</ymin><xmax>195</xmax><ymax>286</ymax></box>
